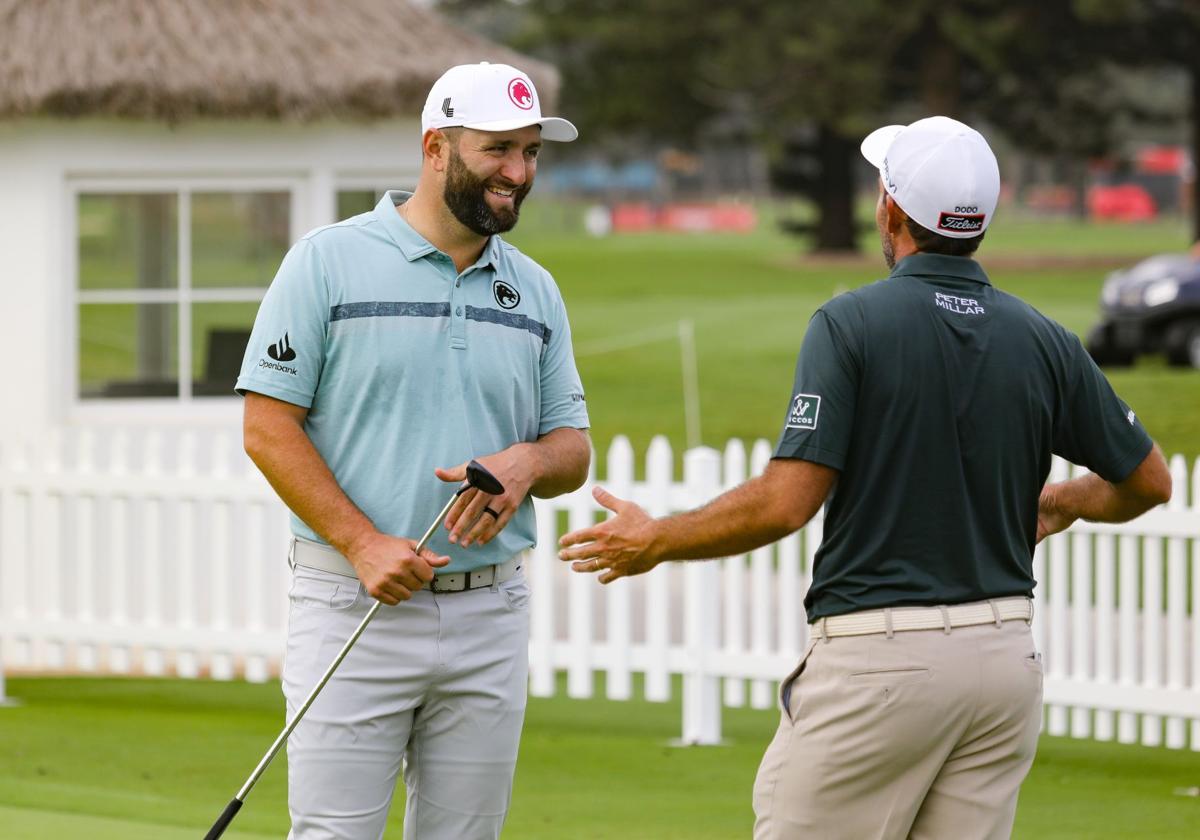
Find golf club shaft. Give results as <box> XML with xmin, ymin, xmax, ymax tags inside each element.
<box><xmin>205</xmin><ymin>490</ymin><xmax>461</xmax><ymax>839</ymax></box>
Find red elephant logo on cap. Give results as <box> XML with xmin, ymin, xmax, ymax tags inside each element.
<box><xmin>508</xmin><ymin>78</ymin><xmax>534</xmax><ymax>110</ymax></box>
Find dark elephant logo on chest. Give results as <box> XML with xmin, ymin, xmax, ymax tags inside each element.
<box><xmin>493</xmin><ymin>280</ymin><xmax>521</xmax><ymax>310</ymax></box>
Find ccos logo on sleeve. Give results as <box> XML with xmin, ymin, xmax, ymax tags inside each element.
<box><xmin>786</xmin><ymin>393</ymin><xmax>820</xmax><ymax>431</ymax></box>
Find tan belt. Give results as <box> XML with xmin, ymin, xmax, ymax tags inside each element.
<box><xmin>290</xmin><ymin>537</ymin><xmax>527</xmax><ymax>593</ymax></box>
<box><xmin>813</xmin><ymin>597</ymin><xmax>1033</xmax><ymax>639</ymax></box>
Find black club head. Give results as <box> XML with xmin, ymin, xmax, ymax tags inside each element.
<box><xmin>464</xmin><ymin>460</ymin><xmax>505</xmax><ymax>496</ymax></box>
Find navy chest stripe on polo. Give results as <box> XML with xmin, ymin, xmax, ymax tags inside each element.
<box><xmin>465</xmin><ymin>306</ymin><xmax>551</xmax><ymax>345</ymax></box>
<box><xmin>329</xmin><ymin>301</ymin><xmax>450</xmax><ymax>321</ymax></box>
<box><xmin>328</xmin><ymin>301</ymin><xmax>551</xmax><ymax>345</ymax></box>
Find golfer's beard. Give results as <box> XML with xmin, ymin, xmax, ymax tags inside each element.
<box><xmin>880</xmin><ymin>228</ymin><xmax>896</xmax><ymax>269</ymax></box>
<box><xmin>443</xmin><ymin>152</ymin><xmax>529</xmax><ymax>236</ymax></box>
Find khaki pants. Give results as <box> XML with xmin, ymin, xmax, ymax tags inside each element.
<box><xmin>753</xmin><ymin>617</ymin><xmax>1043</xmax><ymax>840</ymax></box>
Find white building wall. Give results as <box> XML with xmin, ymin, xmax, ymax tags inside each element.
<box><xmin>0</xmin><ymin>117</ymin><xmax>422</xmax><ymax>441</ymax></box>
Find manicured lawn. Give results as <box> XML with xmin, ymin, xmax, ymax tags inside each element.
<box><xmin>76</xmin><ymin>201</ymin><xmax>1200</xmax><ymax>459</ymax></box>
<box><xmin>0</xmin><ymin>677</ymin><xmax>1197</xmax><ymax>838</ymax></box>
<box><xmin>504</xmin><ymin>212</ymin><xmax>1200</xmax><ymax>461</ymax></box>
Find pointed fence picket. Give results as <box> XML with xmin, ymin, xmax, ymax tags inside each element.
<box><xmin>1</xmin><ymin>428</ymin><xmax>1198</xmax><ymax>751</ymax></box>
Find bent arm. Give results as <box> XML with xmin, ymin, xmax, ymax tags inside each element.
<box><xmin>646</xmin><ymin>458</ymin><xmax>838</xmax><ymax>562</ymax></box>
<box><xmin>1038</xmin><ymin>445</ymin><xmax>1172</xmax><ymax>541</ymax></box>
<box><xmin>524</xmin><ymin>426</ymin><xmax>591</xmax><ymax>498</ymax></box>
<box><xmin>242</xmin><ymin>391</ymin><xmax>376</xmax><ymax>556</ymax></box>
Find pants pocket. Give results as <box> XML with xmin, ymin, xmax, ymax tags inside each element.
<box><xmin>290</xmin><ymin>566</ymin><xmax>362</xmax><ymax>611</ymax></box>
<box><xmin>500</xmin><ymin>575</ymin><xmax>530</xmax><ymax>612</ymax></box>
<box><xmin>847</xmin><ymin>667</ymin><xmax>933</xmax><ymax>686</ymax></box>
<box><xmin>779</xmin><ymin>640</ymin><xmax>818</xmax><ymax>723</ymax></box>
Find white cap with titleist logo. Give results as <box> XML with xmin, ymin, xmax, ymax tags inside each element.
<box><xmin>860</xmin><ymin>116</ymin><xmax>999</xmax><ymax>239</ymax></box>
<box><xmin>421</xmin><ymin>62</ymin><xmax>578</xmax><ymax>142</ymax></box>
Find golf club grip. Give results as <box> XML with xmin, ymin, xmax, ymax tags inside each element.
<box><xmin>203</xmin><ymin>797</ymin><xmax>243</xmax><ymax>839</ymax></box>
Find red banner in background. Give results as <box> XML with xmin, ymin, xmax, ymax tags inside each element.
<box><xmin>609</xmin><ymin>203</ymin><xmax>756</xmax><ymax>233</ymax></box>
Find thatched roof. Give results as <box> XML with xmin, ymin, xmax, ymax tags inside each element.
<box><xmin>0</xmin><ymin>0</ymin><xmax>559</xmax><ymax>122</ymax></box>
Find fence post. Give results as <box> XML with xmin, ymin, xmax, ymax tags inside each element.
<box><xmin>680</xmin><ymin>446</ymin><xmax>722</xmax><ymax>745</ymax></box>
<box><xmin>721</xmin><ymin>440</ymin><xmax>747</xmax><ymax>709</ymax></box>
<box><xmin>749</xmin><ymin>441</ymin><xmax>773</xmax><ymax>709</ymax></box>
<box><xmin>644</xmin><ymin>436</ymin><xmax>673</xmax><ymax>702</ymax></box>
<box><xmin>566</xmin><ymin>457</ymin><xmax>596</xmax><ymax>700</ymax></box>
<box><xmin>1165</xmin><ymin>454</ymin><xmax>1188</xmax><ymax>749</ymax></box>
<box><xmin>142</xmin><ymin>430</ymin><xmax>166</xmax><ymax>676</ymax></box>
<box><xmin>75</xmin><ymin>429</ymin><xmax>99</xmax><ymax>672</ymax></box>
<box><xmin>605</xmin><ymin>437</ymin><xmax>634</xmax><ymax>701</ymax></box>
<box><xmin>529</xmin><ymin>496</ymin><xmax>556</xmax><ymax>698</ymax></box>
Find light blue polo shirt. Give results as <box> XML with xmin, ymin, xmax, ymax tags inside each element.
<box><xmin>236</xmin><ymin>191</ymin><xmax>589</xmax><ymax>572</ymax></box>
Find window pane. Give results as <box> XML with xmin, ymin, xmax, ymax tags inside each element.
<box><xmin>79</xmin><ymin>303</ymin><xmax>178</xmax><ymax>398</ymax></box>
<box><xmin>337</xmin><ymin>190</ymin><xmax>379</xmax><ymax>219</ymax></box>
<box><xmin>78</xmin><ymin>194</ymin><xmax>178</xmax><ymax>290</ymax></box>
<box><xmin>192</xmin><ymin>302</ymin><xmax>260</xmax><ymax>397</ymax></box>
<box><xmin>192</xmin><ymin>192</ymin><xmax>290</xmax><ymax>288</ymax></box>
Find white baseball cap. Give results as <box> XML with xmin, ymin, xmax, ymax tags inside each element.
<box><xmin>421</xmin><ymin>62</ymin><xmax>578</xmax><ymax>142</ymax></box>
<box><xmin>860</xmin><ymin>116</ymin><xmax>999</xmax><ymax>239</ymax></box>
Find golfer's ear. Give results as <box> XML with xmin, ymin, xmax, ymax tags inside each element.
<box><xmin>423</xmin><ymin>129</ymin><xmax>451</xmax><ymax>169</ymax></box>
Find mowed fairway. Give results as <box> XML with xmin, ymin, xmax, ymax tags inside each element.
<box><xmin>505</xmin><ymin>210</ymin><xmax>1200</xmax><ymax>462</ymax></box>
<box><xmin>0</xmin><ymin>678</ymin><xmax>1197</xmax><ymax>838</ymax></box>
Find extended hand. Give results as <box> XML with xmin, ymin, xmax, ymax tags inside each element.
<box><xmin>1035</xmin><ymin>484</ymin><xmax>1076</xmax><ymax>544</ymax></box>
<box><xmin>346</xmin><ymin>532</ymin><xmax>449</xmax><ymax>604</ymax></box>
<box><xmin>436</xmin><ymin>445</ymin><xmax>535</xmax><ymax>548</ymax></box>
<box><xmin>557</xmin><ymin>487</ymin><xmax>660</xmax><ymax>584</ymax></box>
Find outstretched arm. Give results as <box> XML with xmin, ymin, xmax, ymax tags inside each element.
<box><xmin>558</xmin><ymin>458</ymin><xmax>838</xmax><ymax>583</ymax></box>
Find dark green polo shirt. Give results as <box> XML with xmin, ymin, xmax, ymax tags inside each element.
<box><xmin>776</xmin><ymin>253</ymin><xmax>1152</xmax><ymax>621</ymax></box>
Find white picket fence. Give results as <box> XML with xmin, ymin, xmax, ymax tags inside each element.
<box><xmin>1</xmin><ymin>427</ymin><xmax>1198</xmax><ymax>749</ymax></box>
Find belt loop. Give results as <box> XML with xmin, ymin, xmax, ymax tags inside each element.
<box><xmin>884</xmin><ymin>608</ymin><xmax>895</xmax><ymax>640</ymax></box>
<box><xmin>490</xmin><ymin>565</ymin><xmax>500</xmax><ymax>592</ymax></box>
<box><xmin>939</xmin><ymin>605</ymin><xmax>952</xmax><ymax>635</ymax></box>
<box><xmin>287</xmin><ymin>537</ymin><xmax>296</xmax><ymax>571</ymax></box>
<box><xmin>1026</xmin><ymin>598</ymin><xmax>1034</xmax><ymax>626</ymax></box>
<box><xmin>818</xmin><ymin>617</ymin><xmax>829</xmax><ymax>643</ymax></box>
<box><xmin>989</xmin><ymin>599</ymin><xmax>1003</xmax><ymax>628</ymax></box>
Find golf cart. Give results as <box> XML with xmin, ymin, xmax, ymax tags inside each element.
<box><xmin>1085</xmin><ymin>253</ymin><xmax>1200</xmax><ymax>369</ymax></box>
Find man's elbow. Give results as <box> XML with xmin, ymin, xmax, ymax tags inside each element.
<box><xmin>243</xmin><ymin>416</ymin><xmax>270</xmax><ymax>463</ymax></box>
<box><xmin>1140</xmin><ymin>466</ymin><xmax>1172</xmax><ymax>509</ymax></box>
<box><xmin>563</xmin><ymin>432</ymin><xmax>592</xmax><ymax>492</ymax></box>
<box><xmin>1125</xmin><ymin>448</ymin><xmax>1172</xmax><ymax>513</ymax></box>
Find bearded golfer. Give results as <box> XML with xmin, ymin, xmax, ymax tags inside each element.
<box><xmin>559</xmin><ymin>116</ymin><xmax>1171</xmax><ymax>839</ymax></box>
<box><xmin>236</xmin><ymin>63</ymin><xmax>590</xmax><ymax>839</ymax></box>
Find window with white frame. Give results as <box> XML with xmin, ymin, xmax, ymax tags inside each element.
<box><xmin>75</xmin><ymin>185</ymin><xmax>293</xmax><ymax>400</ymax></box>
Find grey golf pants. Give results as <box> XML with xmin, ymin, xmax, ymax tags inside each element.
<box><xmin>753</xmin><ymin>615</ymin><xmax>1044</xmax><ymax>839</ymax></box>
<box><xmin>283</xmin><ymin>563</ymin><xmax>531</xmax><ymax>840</ymax></box>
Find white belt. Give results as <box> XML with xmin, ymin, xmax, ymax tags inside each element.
<box><xmin>290</xmin><ymin>537</ymin><xmax>527</xmax><ymax>593</ymax></box>
<box><xmin>813</xmin><ymin>597</ymin><xmax>1033</xmax><ymax>639</ymax></box>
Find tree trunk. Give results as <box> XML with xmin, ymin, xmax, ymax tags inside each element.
<box><xmin>920</xmin><ymin>28</ymin><xmax>960</xmax><ymax>116</ymax></box>
<box><xmin>814</xmin><ymin>124</ymin><xmax>858</xmax><ymax>252</ymax></box>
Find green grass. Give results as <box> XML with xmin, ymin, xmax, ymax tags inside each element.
<box><xmin>75</xmin><ymin>201</ymin><xmax>1200</xmax><ymax>458</ymax></box>
<box><xmin>502</xmin><ymin>213</ymin><xmax>1200</xmax><ymax>461</ymax></box>
<box><xmin>0</xmin><ymin>677</ymin><xmax>1196</xmax><ymax>838</ymax></box>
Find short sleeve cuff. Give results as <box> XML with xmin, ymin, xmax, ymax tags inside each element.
<box><xmin>772</xmin><ymin>441</ymin><xmax>845</xmax><ymax>471</ymax></box>
<box><xmin>234</xmin><ymin>376</ymin><xmax>315</xmax><ymax>408</ymax></box>
<box><xmin>538</xmin><ymin>406</ymin><xmax>590</xmax><ymax>437</ymax></box>
<box><xmin>1098</xmin><ymin>434</ymin><xmax>1154</xmax><ymax>485</ymax></box>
